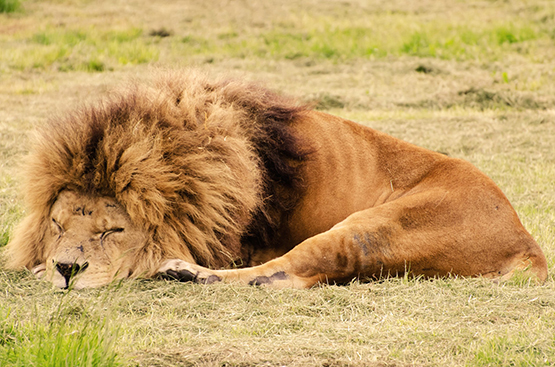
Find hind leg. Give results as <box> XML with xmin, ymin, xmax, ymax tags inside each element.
<box><xmin>158</xmin><ymin>191</ymin><xmax>547</xmax><ymax>288</ymax></box>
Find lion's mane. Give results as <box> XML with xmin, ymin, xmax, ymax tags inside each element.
<box><xmin>5</xmin><ymin>71</ymin><xmax>309</xmax><ymax>277</ymax></box>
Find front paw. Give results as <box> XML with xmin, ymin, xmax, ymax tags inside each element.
<box><xmin>158</xmin><ymin>259</ymin><xmax>222</xmax><ymax>284</ymax></box>
<box><xmin>32</xmin><ymin>263</ymin><xmax>47</xmax><ymax>279</ymax></box>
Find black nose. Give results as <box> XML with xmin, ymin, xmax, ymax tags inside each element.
<box><xmin>55</xmin><ymin>262</ymin><xmax>89</xmax><ymax>287</ymax></box>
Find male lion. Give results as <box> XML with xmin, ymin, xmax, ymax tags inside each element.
<box><xmin>3</xmin><ymin>71</ymin><xmax>547</xmax><ymax>289</ymax></box>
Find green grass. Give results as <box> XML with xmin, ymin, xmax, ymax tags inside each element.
<box><xmin>243</xmin><ymin>21</ymin><xmax>542</xmax><ymax>61</ymax></box>
<box><xmin>0</xmin><ymin>276</ymin><xmax>122</xmax><ymax>366</ymax></box>
<box><xmin>166</xmin><ymin>17</ymin><xmax>550</xmax><ymax>63</ymax></box>
<box><xmin>2</xmin><ymin>3</ymin><xmax>554</xmax><ymax>72</ymax></box>
<box><xmin>470</xmin><ymin>333</ymin><xmax>555</xmax><ymax>366</ymax></box>
<box><xmin>1</xmin><ymin>0</ymin><xmax>554</xmax><ymax>365</ymax></box>
<box><xmin>0</xmin><ymin>0</ymin><xmax>20</xmax><ymax>13</ymax></box>
<box><xmin>4</xmin><ymin>27</ymin><xmax>159</xmax><ymax>72</ymax></box>
<box><xmin>0</xmin><ymin>313</ymin><xmax>121</xmax><ymax>367</ymax></box>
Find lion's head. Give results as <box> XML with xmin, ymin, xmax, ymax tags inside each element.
<box><xmin>3</xmin><ymin>71</ymin><xmax>308</xmax><ymax>289</ymax></box>
<box><xmin>33</xmin><ymin>190</ymin><xmax>146</xmax><ymax>288</ymax></box>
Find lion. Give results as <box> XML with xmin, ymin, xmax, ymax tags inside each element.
<box><xmin>3</xmin><ymin>70</ymin><xmax>548</xmax><ymax>289</ymax></box>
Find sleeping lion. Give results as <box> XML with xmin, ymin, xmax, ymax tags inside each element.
<box><xmin>3</xmin><ymin>71</ymin><xmax>547</xmax><ymax>289</ymax></box>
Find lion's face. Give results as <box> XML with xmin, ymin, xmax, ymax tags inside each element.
<box><xmin>34</xmin><ymin>190</ymin><xmax>146</xmax><ymax>289</ymax></box>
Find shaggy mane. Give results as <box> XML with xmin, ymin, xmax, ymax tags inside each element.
<box><xmin>6</xmin><ymin>70</ymin><xmax>310</xmax><ymax>275</ymax></box>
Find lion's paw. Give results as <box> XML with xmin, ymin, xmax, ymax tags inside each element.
<box><xmin>32</xmin><ymin>263</ymin><xmax>47</xmax><ymax>279</ymax></box>
<box><xmin>158</xmin><ymin>259</ymin><xmax>222</xmax><ymax>284</ymax></box>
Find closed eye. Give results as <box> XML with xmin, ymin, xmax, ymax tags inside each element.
<box><xmin>100</xmin><ymin>228</ymin><xmax>124</xmax><ymax>240</ymax></box>
<box><xmin>52</xmin><ymin>218</ymin><xmax>64</xmax><ymax>235</ymax></box>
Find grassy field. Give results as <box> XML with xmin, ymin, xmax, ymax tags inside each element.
<box><xmin>1</xmin><ymin>0</ymin><xmax>555</xmax><ymax>366</ymax></box>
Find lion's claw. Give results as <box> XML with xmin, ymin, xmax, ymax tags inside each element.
<box><xmin>161</xmin><ymin>268</ymin><xmax>198</xmax><ymax>282</ymax></box>
<box><xmin>158</xmin><ymin>259</ymin><xmax>221</xmax><ymax>284</ymax></box>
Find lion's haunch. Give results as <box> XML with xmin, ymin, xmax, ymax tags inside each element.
<box><xmin>3</xmin><ymin>70</ymin><xmax>548</xmax><ymax>289</ymax></box>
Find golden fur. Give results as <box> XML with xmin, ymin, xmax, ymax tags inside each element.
<box><xmin>3</xmin><ymin>70</ymin><xmax>548</xmax><ymax>289</ymax></box>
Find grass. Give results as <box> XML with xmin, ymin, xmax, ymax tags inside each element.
<box><xmin>0</xmin><ymin>0</ymin><xmax>20</xmax><ymax>13</ymax></box>
<box><xmin>205</xmin><ymin>20</ymin><xmax>546</xmax><ymax>62</ymax></box>
<box><xmin>1</xmin><ymin>275</ymin><xmax>554</xmax><ymax>366</ymax></box>
<box><xmin>0</xmin><ymin>273</ymin><xmax>122</xmax><ymax>366</ymax></box>
<box><xmin>0</xmin><ymin>310</ymin><xmax>121</xmax><ymax>367</ymax></box>
<box><xmin>2</xmin><ymin>3</ymin><xmax>555</xmax><ymax>71</ymax></box>
<box><xmin>1</xmin><ymin>0</ymin><xmax>554</xmax><ymax>365</ymax></box>
<box><xmin>4</xmin><ymin>26</ymin><xmax>158</xmax><ymax>72</ymax></box>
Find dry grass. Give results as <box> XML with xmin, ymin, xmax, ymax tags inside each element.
<box><xmin>2</xmin><ymin>274</ymin><xmax>555</xmax><ymax>366</ymax></box>
<box><xmin>1</xmin><ymin>0</ymin><xmax>555</xmax><ymax>366</ymax></box>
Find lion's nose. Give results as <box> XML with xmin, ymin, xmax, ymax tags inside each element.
<box><xmin>55</xmin><ymin>262</ymin><xmax>89</xmax><ymax>288</ymax></box>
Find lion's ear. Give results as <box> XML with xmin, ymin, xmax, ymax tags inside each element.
<box><xmin>3</xmin><ymin>213</ymin><xmax>49</xmax><ymax>270</ymax></box>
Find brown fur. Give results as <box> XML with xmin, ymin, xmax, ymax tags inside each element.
<box><xmin>3</xmin><ymin>70</ymin><xmax>548</xmax><ymax>289</ymax></box>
